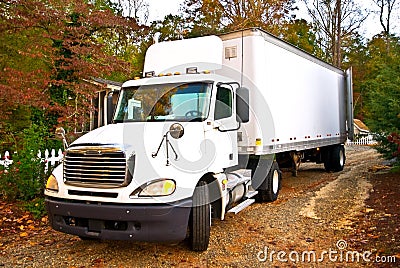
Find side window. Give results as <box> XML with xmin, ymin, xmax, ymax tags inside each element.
<box><xmin>215</xmin><ymin>86</ymin><xmax>232</xmax><ymax>120</ymax></box>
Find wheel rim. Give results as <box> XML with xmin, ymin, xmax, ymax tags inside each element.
<box><xmin>272</xmin><ymin>170</ymin><xmax>279</xmax><ymax>194</ymax></box>
<box><xmin>339</xmin><ymin>149</ymin><xmax>344</xmax><ymax>167</ymax></box>
<box><xmin>209</xmin><ymin>204</ymin><xmax>212</xmax><ymax>226</ymax></box>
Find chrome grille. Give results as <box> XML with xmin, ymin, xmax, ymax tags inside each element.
<box><xmin>64</xmin><ymin>147</ymin><xmax>127</xmax><ymax>188</ymax></box>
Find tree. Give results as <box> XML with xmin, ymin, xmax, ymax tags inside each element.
<box><xmin>219</xmin><ymin>0</ymin><xmax>297</xmax><ymax>34</ymax></box>
<box><xmin>373</xmin><ymin>0</ymin><xmax>398</xmax><ymax>36</ymax></box>
<box><xmin>181</xmin><ymin>0</ymin><xmax>297</xmax><ymax>36</ymax></box>
<box><xmin>341</xmin><ymin>32</ymin><xmax>369</xmax><ymax>119</ymax></box>
<box><xmin>362</xmin><ymin>34</ymin><xmax>400</xmax><ymax>161</ymax></box>
<box><xmin>0</xmin><ymin>0</ymin><xmax>138</xmax><ymax>149</ymax></box>
<box><xmin>150</xmin><ymin>15</ymin><xmax>188</xmax><ymax>41</ymax></box>
<box><xmin>111</xmin><ymin>0</ymin><xmax>149</xmax><ymax>24</ymax></box>
<box><xmin>181</xmin><ymin>0</ymin><xmax>225</xmax><ymax>37</ymax></box>
<box><xmin>303</xmin><ymin>0</ymin><xmax>368</xmax><ymax>67</ymax></box>
<box><xmin>280</xmin><ymin>19</ymin><xmax>323</xmax><ymax>56</ymax></box>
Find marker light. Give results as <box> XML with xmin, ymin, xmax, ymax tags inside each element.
<box><xmin>186</xmin><ymin>67</ymin><xmax>198</xmax><ymax>74</ymax></box>
<box><xmin>256</xmin><ymin>138</ymin><xmax>262</xmax><ymax>146</ymax></box>
<box><xmin>145</xmin><ymin>71</ymin><xmax>155</xmax><ymax>78</ymax></box>
<box><xmin>46</xmin><ymin>174</ymin><xmax>59</xmax><ymax>192</ymax></box>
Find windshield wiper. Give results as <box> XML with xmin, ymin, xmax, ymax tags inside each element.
<box><xmin>188</xmin><ymin>117</ymin><xmax>204</xmax><ymax>122</ymax></box>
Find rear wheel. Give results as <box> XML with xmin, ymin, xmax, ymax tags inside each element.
<box><xmin>324</xmin><ymin>145</ymin><xmax>345</xmax><ymax>172</ymax></box>
<box><xmin>257</xmin><ymin>161</ymin><xmax>282</xmax><ymax>202</ymax></box>
<box><xmin>330</xmin><ymin>145</ymin><xmax>345</xmax><ymax>172</ymax></box>
<box><xmin>189</xmin><ymin>181</ymin><xmax>210</xmax><ymax>251</ymax></box>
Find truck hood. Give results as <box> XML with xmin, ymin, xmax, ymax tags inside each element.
<box><xmin>71</xmin><ymin>123</ymin><xmax>132</xmax><ymax>148</ymax></box>
<box><xmin>67</xmin><ymin>122</ymin><xmax>209</xmax><ymax>194</ymax></box>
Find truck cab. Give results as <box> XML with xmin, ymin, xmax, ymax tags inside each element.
<box><xmin>45</xmin><ymin>71</ymin><xmax>261</xmax><ymax>251</ymax></box>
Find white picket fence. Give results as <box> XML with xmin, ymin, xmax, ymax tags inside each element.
<box><xmin>346</xmin><ymin>135</ymin><xmax>378</xmax><ymax>146</ymax></box>
<box><xmin>0</xmin><ymin>149</ymin><xmax>64</xmax><ymax>173</ymax></box>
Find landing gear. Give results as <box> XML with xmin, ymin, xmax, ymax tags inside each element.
<box><xmin>290</xmin><ymin>151</ymin><xmax>303</xmax><ymax>177</ymax></box>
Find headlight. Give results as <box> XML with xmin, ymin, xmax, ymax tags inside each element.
<box><xmin>131</xmin><ymin>179</ymin><xmax>176</xmax><ymax>197</ymax></box>
<box><xmin>46</xmin><ymin>174</ymin><xmax>59</xmax><ymax>192</ymax></box>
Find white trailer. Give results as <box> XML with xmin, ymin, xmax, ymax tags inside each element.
<box><xmin>45</xmin><ymin>28</ymin><xmax>353</xmax><ymax>251</ymax></box>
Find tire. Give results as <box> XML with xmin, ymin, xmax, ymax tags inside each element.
<box><xmin>79</xmin><ymin>236</ymin><xmax>99</xmax><ymax>241</ymax></box>
<box><xmin>330</xmin><ymin>145</ymin><xmax>345</xmax><ymax>172</ymax></box>
<box><xmin>257</xmin><ymin>161</ymin><xmax>282</xmax><ymax>202</ymax></box>
<box><xmin>324</xmin><ymin>145</ymin><xmax>345</xmax><ymax>172</ymax></box>
<box><xmin>189</xmin><ymin>181</ymin><xmax>210</xmax><ymax>251</ymax></box>
<box><xmin>323</xmin><ymin>148</ymin><xmax>332</xmax><ymax>171</ymax></box>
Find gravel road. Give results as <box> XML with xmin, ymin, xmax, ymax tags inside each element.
<box><xmin>0</xmin><ymin>146</ymin><xmax>388</xmax><ymax>267</ymax></box>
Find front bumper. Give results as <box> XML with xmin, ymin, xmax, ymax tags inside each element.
<box><xmin>45</xmin><ymin>197</ymin><xmax>192</xmax><ymax>242</ymax></box>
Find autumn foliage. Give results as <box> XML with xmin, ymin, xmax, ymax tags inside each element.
<box><xmin>0</xmin><ymin>0</ymin><xmax>138</xmax><ymax>126</ymax></box>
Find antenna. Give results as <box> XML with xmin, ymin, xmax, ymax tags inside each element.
<box><xmin>241</xmin><ymin>29</ymin><xmax>244</xmax><ymax>86</ymax></box>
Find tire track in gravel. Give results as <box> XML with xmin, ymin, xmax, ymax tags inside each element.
<box><xmin>211</xmin><ymin>146</ymin><xmax>383</xmax><ymax>267</ymax></box>
<box><xmin>300</xmin><ymin>147</ymin><xmax>382</xmax><ymax>229</ymax></box>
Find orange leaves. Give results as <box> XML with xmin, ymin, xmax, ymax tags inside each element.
<box><xmin>0</xmin><ymin>201</ymin><xmax>40</xmax><ymax>240</ymax></box>
<box><xmin>1</xmin><ymin>0</ymin><xmax>138</xmax><ymax>125</ymax></box>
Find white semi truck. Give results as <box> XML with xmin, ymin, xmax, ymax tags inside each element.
<box><xmin>45</xmin><ymin>28</ymin><xmax>354</xmax><ymax>251</ymax></box>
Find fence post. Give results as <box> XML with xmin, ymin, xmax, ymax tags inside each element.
<box><xmin>1</xmin><ymin>149</ymin><xmax>63</xmax><ymax>172</ymax></box>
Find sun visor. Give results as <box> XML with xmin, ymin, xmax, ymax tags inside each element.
<box><xmin>143</xmin><ymin>36</ymin><xmax>223</xmax><ymax>76</ymax></box>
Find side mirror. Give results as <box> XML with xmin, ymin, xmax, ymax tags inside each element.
<box><xmin>107</xmin><ymin>92</ymin><xmax>114</xmax><ymax>125</ymax></box>
<box><xmin>236</xmin><ymin>87</ymin><xmax>249</xmax><ymax>123</ymax></box>
<box><xmin>169</xmin><ymin>123</ymin><xmax>184</xmax><ymax>139</ymax></box>
<box><xmin>55</xmin><ymin>127</ymin><xmax>69</xmax><ymax>150</ymax></box>
<box><xmin>55</xmin><ymin>127</ymin><xmax>65</xmax><ymax>140</ymax></box>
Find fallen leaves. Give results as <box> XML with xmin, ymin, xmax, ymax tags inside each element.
<box><xmin>365</xmin><ymin>208</ymin><xmax>375</xmax><ymax>213</ymax></box>
<box><xmin>0</xmin><ymin>201</ymin><xmax>43</xmax><ymax>240</ymax></box>
<box><xmin>368</xmin><ymin>165</ymin><xmax>391</xmax><ymax>172</ymax></box>
<box><xmin>20</xmin><ymin>232</ymin><xmax>28</xmax><ymax>237</ymax></box>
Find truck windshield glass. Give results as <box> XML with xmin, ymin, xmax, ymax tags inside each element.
<box><xmin>114</xmin><ymin>82</ymin><xmax>212</xmax><ymax>122</ymax></box>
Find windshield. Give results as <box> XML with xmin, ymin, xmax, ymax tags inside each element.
<box><xmin>114</xmin><ymin>82</ymin><xmax>212</xmax><ymax>122</ymax></box>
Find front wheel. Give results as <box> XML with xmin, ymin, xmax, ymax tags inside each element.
<box><xmin>189</xmin><ymin>181</ymin><xmax>210</xmax><ymax>251</ymax></box>
<box><xmin>257</xmin><ymin>161</ymin><xmax>282</xmax><ymax>202</ymax></box>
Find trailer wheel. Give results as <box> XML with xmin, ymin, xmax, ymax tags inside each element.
<box><xmin>330</xmin><ymin>145</ymin><xmax>345</xmax><ymax>172</ymax></box>
<box><xmin>323</xmin><ymin>148</ymin><xmax>332</xmax><ymax>172</ymax></box>
<box><xmin>324</xmin><ymin>145</ymin><xmax>345</xmax><ymax>172</ymax></box>
<box><xmin>257</xmin><ymin>161</ymin><xmax>281</xmax><ymax>202</ymax></box>
<box><xmin>189</xmin><ymin>181</ymin><xmax>210</xmax><ymax>251</ymax></box>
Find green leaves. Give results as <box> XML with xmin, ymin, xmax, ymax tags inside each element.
<box><xmin>362</xmin><ymin>35</ymin><xmax>400</xmax><ymax>162</ymax></box>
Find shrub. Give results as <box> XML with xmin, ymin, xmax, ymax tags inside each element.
<box><xmin>0</xmin><ymin>123</ymin><xmax>58</xmax><ymax>217</ymax></box>
<box><xmin>0</xmin><ymin>124</ymin><xmax>47</xmax><ymax>201</ymax></box>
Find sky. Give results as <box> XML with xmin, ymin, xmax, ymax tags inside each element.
<box><xmin>145</xmin><ymin>0</ymin><xmax>399</xmax><ymax>39</ymax></box>
<box><xmin>146</xmin><ymin>0</ymin><xmax>184</xmax><ymax>22</ymax></box>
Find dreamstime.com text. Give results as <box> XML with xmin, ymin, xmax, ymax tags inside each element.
<box><xmin>256</xmin><ymin>240</ymin><xmax>397</xmax><ymax>264</ymax></box>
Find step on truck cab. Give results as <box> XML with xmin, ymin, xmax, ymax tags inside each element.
<box><xmin>45</xmin><ymin>28</ymin><xmax>354</xmax><ymax>251</ymax></box>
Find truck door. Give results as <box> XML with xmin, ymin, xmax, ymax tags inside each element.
<box><xmin>205</xmin><ymin>84</ymin><xmax>239</xmax><ymax>171</ymax></box>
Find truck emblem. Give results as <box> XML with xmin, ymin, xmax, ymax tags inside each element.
<box><xmin>85</xmin><ymin>150</ymin><xmax>102</xmax><ymax>155</ymax></box>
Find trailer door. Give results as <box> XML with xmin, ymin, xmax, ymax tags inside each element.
<box><xmin>346</xmin><ymin>68</ymin><xmax>354</xmax><ymax>141</ymax></box>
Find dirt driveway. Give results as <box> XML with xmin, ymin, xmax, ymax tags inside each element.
<box><xmin>1</xmin><ymin>146</ymin><xmax>399</xmax><ymax>267</ymax></box>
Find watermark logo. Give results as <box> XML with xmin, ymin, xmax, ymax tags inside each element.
<box><xmin>257</xmin><ymin>240</ymin><xmax>397</xmax><ymax>264</ymax></box>
<box><xmin>336</xmin><ymin>239</ymin><xmax>348</xmax><ymax>251</ymax></box>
